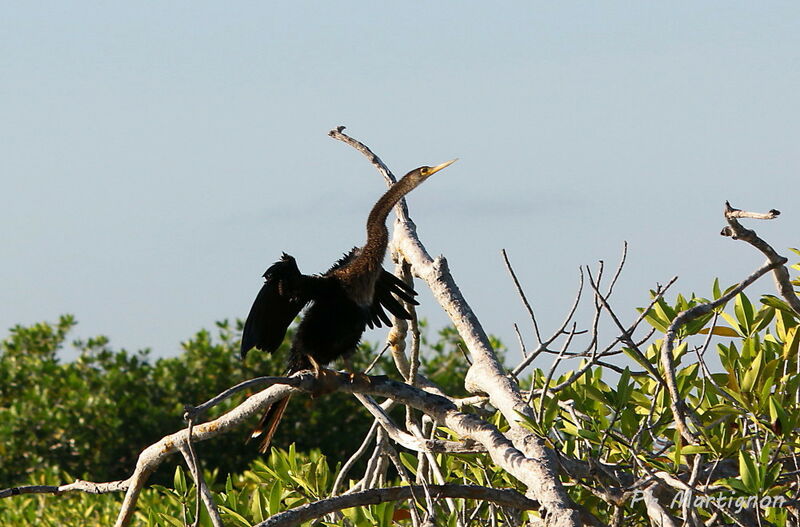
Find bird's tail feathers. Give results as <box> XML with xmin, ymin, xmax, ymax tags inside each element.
<box><xmin>249</xmin><ymin>395</ymin><xmax>291</xmax><ymax>454</ymax></box>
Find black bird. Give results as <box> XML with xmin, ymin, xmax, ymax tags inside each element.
<box><xmin>241</xmin><ymin>159</ymin><xmax>456</xmax><ymax>452</ymax></box>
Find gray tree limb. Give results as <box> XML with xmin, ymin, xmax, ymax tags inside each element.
<box><xmin>328</xmin><ymin>126</ymin><xmax>583</xmax><ymax>527</ymax></box>
<box><xmin>252</xmin><ymin>484</ymin><xmax>539</xmax><ymax>527</ymax></box>
<box><xmin>720</xmin><ymin>201</ymin><xmax>798</xmax><ymax>315</ymax></box>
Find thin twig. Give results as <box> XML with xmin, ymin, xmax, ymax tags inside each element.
<box><xmin>536</xmin><ymin>323</ymin><xmax>577</xmax><ymax>420</ymax></box>
<box><xmin>182</xmin><ymin>417</ymin><xmax>203</xmax><ymax>527</ymax></box>
<box><xmin>185</xmin><ymin>376</ymin><xmax>292</xmax><ymax>420</ymax></box>
<box><xmin>661</xmin><ymin>258</ymin><xmax>784</xmax><ymax>444</ymax></box>
<box><xmin>177</xmin><ymin>440</ymin><xmax>224</xmax><ymax>527</ymax></box>
<box><xmin>606</xmin><ymin>242</ymin><xmax>628</xmax><ymax>299</ymax></box>
<box><xmin>501</xmin><ymin>249</ymin><xmax>542</xmax><ymax>344</ymax></box>
<box><xmin>585</xmin><ymin>274</ymin><xmax>678</xmax><ymax>389</ymax></box>
<box><xmin>383</xmin><ymin>444</ymin><xmax>424</xmax><ymax>527</ymax></box>
<box><xmin>364</xmin><ymin>343</ymin><xmax>391</xmax><ymax>374</ymax></box>
<box><xmin>513</xmin><ymin>268</ymin><xmax>585</xmax><ymax>376</ymax></box>
<box><xmin>513</xmin><ymin>323</ymin><xmax>528</xmax><ymax>358</ymax></box>
<box><xmin>331</xmin><ymin>421</ymin><xmax>379</xmax><ymax>496</ymax></box>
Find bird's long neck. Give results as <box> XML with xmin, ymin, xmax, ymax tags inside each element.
<box><xmin>351</xmin><ymin>172</ymin><xmax>423</xmax><ymax>275</ymax></box>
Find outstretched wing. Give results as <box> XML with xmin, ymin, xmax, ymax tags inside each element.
<box><xmin>326</xmin><ymin>247</ymin><xmax>419</xmax><ymax>329</ymax></box>
<box><xmin>367</xmin><ymin>268</ymin><xmax>419</xmax><ymax>329</ymax></box>
<box><xmin>241</xmin><ymin>253</ymin><xmax>309</xmax><ymax>359</ymax></box>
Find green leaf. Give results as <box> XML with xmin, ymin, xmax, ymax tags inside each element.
<box><xmin>784</xmin><ymin>327</ymin><xmax>800</xmax><ymax>360</ymax></box>
<box><xmin>739</xmin><ymin>450</ymin><xmax>757</xmax><ymax>494</ymax></box>
<box><xmin>615</xmin><ymin>368</ymin><xmax>632</xmax><ymax>408</ymax></box>
<box><xmin>217</xmin><ymin>506</ymin><xmax>251</xmax><ymax>527</ymax></box>
<box><xmin>676</xmin><ymin>363</ymin><xmax>699</xmax><ymax>396</ymax></box>
<box><xmin>158</xmin><ymin>514</ymin><xmax>185</xmax><ymax>527</ymax></box>
<box><xmin>542</xmin><ymin>394</ymin><xmax>561</xmax><ymax>428</ymax></box>
<box><xmin>250</xmin><ymin>484</ymin><xmax>264</xmax><ymax>523</ymax></box>
<box><xmin>765</xmin><ymin>463</ymin><xmax>781</xmax><ymax>490</ymax></box>
<box><xmin>583</xmin><ymin>384</ymin><xmax>610</xmax><ymax>406</ymax></box>
<box><xmin>288</xmin><ymin>442</ymin><xmax>298</xmax><ymax>472</ymax></box>
<box><xmin>712</xmin><ymin>278</ymin><xmax>722</xmax><ymax>300</ymax></box>
<box><xmin>643</xmin><ymin>297</ymin><xmax>676</xmax><ymax>333</ymax></box>
<box><xmin>268</xmin><ymin>480</ymin><xmax>283</xmax><ymax>515</ymax></box>
<box><xmin>698</xmin><ymin>326</ymin><xmax>742</xmax><ymax>337</ymax></box>
<box><xmin>681</xmin><ymin>444</ymin><xmax>711</xmax><ymax>455</ymax></box>
<box><xmin>672</xmin><ymin>340</ymin><xmax>689</xmax><ymax>364</ymax></box>
<box><xmin>735</xmin><ymin>293</ymin><xmax>755</xmax><ymax>334</ymax></box>
<box><xmin>753</xmin><ymin>306</ymin><xmax>776</xmax><ymax>333</ymax></box>
<box><xmin>173</xmin><ymin>466</ymin><xmax>187</xmax><ymax>495</ymax></box>
<box><xmin>740</xmin><ymin>349</ymin><xmax>764</xmax><ymax>393</ymax></box>
<box><xmin>684</xmin><ymin>311</ymin><xmax>715</xmax><ymax>336</ymax></box>
<box><xmin>622</xmin><ymin>347</ymin><xmax>656</xmax><ymax>370</ymax></box>
<box><xmin>380</xmin><ymin>501</ymin><xmax>394</xmax><ymax>527</ymax></box>
<box><xmin>776</xmin><ymin>310</ymin><xmax>798</xmax><ymax>342</ymax></box>
<box><xmin>399</xmin><ymin>452</ymin><xmax>418</xmax><ymax>474</ymax></box>
<box><xmin>761</xmin><ymin>295</ymin><xmax>795</xmax><ymax>313</ymax></box>
<box><xmin>560</xmin><ymin>420</ymin><xmax>580</xmax><ymax>438</ymax></box>
<box><xmin>720</xmin><ymin>311</ymin><xmax>743</xmax><ymax>336</ymax></box>
<box><xmin>769</xmin><ymin>397</ymin><xmax>790</xmax><ymax>438</ymax></box>
<box><xmin>578</xmin><ymin>429</ymin><xmax>601</xmax><ymax>442</ymax></box>
<box><xmin>721</xmin><ymin>477</ymin><xmax>750</xmax><ymax>493</ymax></box>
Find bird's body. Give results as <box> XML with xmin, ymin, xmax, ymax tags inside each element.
<box><xmin>240</xmin><ymin>159</ymin><xmax>456</xmax><ymax>452</ymax></box>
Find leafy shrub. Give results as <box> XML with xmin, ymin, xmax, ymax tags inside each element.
<box><xmin>0</xmin><ymin>316</ymin><xmax>479</xmax><ymax>489</ymax></box>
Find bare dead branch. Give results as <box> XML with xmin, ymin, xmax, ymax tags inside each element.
<box><xmin>501</xmin><ymin>248</ymin><xmax>543</xmax><ymax>344</ymax></box>
<box><xmin>354</xmin><ymin>393</ymin><xmax>484</xmax><ymax>453</ymax></box>
<box><xmin>364</xmin><ymin>343</ymin><xmax>391</xmax><ymax>374</ymax></box>
<box><xmin>605</xmin><ymin>241</ymin><xmax>628</xmax><ymax>298</ymax></box>
<box><xmin>721</xmin><ymin>201</ymin><xmax>798</xmax><ymax>315</ymax></box>
<box><xmin>1</xmin><ymin>366</ymin><xmax>576</xmax><ymax>525</ymax></box>
<box><xmin>179</xmin><ymin>417</ymin><xmax>204</xmax><ymax>527</ymax></box>
<box><xmin>0</xmin><ymin>479</ymin><xmax>130</xmax><ymax>499</ymax></box>
<box><xmin>331</xmin><ymin>421</ymin><xmax>379</xmax><ymax>496</ymax></box>
<box><xmin>584</xmin><ymin>270</ymin><xmax>674</xmax><ymax>389</ymax></box>
<box><xmin>185</xmin><ymin>376</ymin><xmax>290</xmax><ymax>419</ymax></box>
<box><xmin>110</xmin><ymin>377</ymin><xmax>304</xmax><ymax>526</ymax></box>
<box><xmin>357</xmin><ymin>375</ymin><xmax>574</xmax><ymax>521</ymax></box>
<box><xmin>328</xmin><ymin>126</ymin><xmax>409</xmax><ymax>221</ymax></box>
<box><xmin>512</xmin><ymin>268</ymin><xmax>585</xmax><ymax>377</ymax></box>
<box><xmin>15</xmin><ymin>136</ymin><xmax>800</xmax><ymax>527</ymax></box>
<box><xmin>640</xmin><ymin>484</ymin><xmax>679</xmax><ymax>527</ymax></box>
<box><xmin>513</xmin><ymin>323</ymin><xmax>528</xmax><ymax>359</ymax></box>
<box><xmin>252</xmin><ymin>484</ymin><xmax>539</xmax><ymax>527</ymax></box>
<box><xmin>723</xmin><ymin>202</ymin><xmax>780</xmax><ymax>220</ymax></box>
<box><xmin>385</xmin><ymin>443</ymin><xmax>427</xmax><ymax>526</ymax></box>
<box><xmin>177</xmin><ymin>441</ymin><xmax>224</xmax><ymax>527</ymax></box>
<box><xmin>357</xmin><ymin>429</ymin><xmax>386</xmax><ymax>492</ymax></box>
<box><xmin>328</xmin><ymin>129</ymin><xmax>582</xmax><ymax>525</ymax></box>
<box><xmin>661</xmin><ymin>258</ymin><xmax>783</xmax><ymax>444</ymax></box>
<box><xmin>536</xmin><ymin>323</ymin><xmax>576</xmax><ymax>419</ymax></box>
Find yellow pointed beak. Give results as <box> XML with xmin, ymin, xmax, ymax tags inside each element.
<box><xmin>428</xmin><ymin>158</ymin><xmax>458</xmax><ymax>175</ymax></box>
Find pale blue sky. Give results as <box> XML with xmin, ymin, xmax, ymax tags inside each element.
<box><xmin>2</xmin><ymin>3</ymin><xmax>798</xmax><ymax>361</ymax></box>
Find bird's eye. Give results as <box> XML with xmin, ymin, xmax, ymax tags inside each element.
<box><xmin>420</xmin><ymin>167</ymin><xmax>429</xmax><ymax>176</ymax></box>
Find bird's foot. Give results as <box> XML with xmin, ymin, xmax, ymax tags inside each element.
<box><xmin>310</xmin><ymin>366</ymin><xmax>341</xmax><ymax>397</ymax></box>
<box><xmin>347</xmin><ymin>372</ymin><xmax>388</xmax><ymax>387</ymax></box>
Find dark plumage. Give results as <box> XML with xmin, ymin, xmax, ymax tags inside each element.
<box><xmin>241</xmin><ymin>159</ymin><xmax>456</xmax><ymax>452</ymax></box>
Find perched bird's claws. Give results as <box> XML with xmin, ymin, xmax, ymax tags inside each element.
<box><xmin>310</xmin><ymin>367</ymin><xmax>341</xmax><ymax>397</ymax></box>
<box><xmin>347</xmin><ymin>371</ymin><xmax>373</xmax><ymax>386</ymax></box>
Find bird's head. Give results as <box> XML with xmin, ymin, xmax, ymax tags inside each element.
<box><xmin>407</xmin><ymin>158</ymin><xmax>458</xmax><ymax>183</ymax></box>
